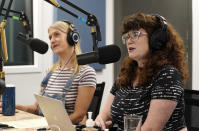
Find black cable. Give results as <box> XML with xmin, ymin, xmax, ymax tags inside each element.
<box><xmin>4</xmin><ymin>0</ymin><xmax>13</xmax><ymax>20</ymax></box>
<box><xmin>2</xmin><ymin>8</ymin><xmax>21</xmax><ymax>14</ymax></box>
<box><xmin>59</xmin><ymin>6</ymin><xmax>78</xmax><ymax>18</ymax></box>
<box><xmin>60</xmin><ymin>0</ymin><xmax>90</xmax><ymax>16</ymax></box>
<box><xmin>0</xmin><ymin>0</ymin><xmax>6</xmax><ymax>15</ymax></box>
<box><xmin>0</xmin><ymin>13</ymin><xmax>13</xmax><ymax>18</ymax></box>
<box><xmin>96</xmin><ymin>22</ymin><xmax>101</xmax><ymax>41</ymax></box>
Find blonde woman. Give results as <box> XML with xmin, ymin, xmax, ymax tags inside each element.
<box><xmin>16</xmin><ymin>21</ymin><xmax>96</xmax><ymax>124</ymax></box>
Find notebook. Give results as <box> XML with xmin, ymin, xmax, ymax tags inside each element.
<box><xmin>34</xmin><ymin>94</ymin><xmax>76</xmax><ymax>131</ymax></box>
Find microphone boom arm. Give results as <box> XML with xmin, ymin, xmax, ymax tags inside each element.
<box><xmin>44</xmin><ymin>0</ymin><xmax>102</xmax><ymax>52</ymax></box>
<box><xmin>0</xmin><ymin>0</ymin><xmax>32</xmax><ymax>95</ymax></box>
<box><xmin>1</xmin><ymin>8</ymin><xmax>32</xmax><ymax>37</ymax></box>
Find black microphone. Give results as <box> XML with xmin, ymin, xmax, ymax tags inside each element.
<box><xmin>16</xmin><ymin>33</ymin><xmax>49</xmax><ymax>54</ymax></box>
<box><xmin>77</xmin><ymin>45</ymin><xmax>121</xmax><ymax>65</ymax></box>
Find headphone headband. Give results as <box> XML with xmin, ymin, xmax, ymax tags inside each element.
<box><xmin>62</xmin><ymin>20</ymin><xmax>80</xmax><ymax>46</ymax></box>
<box><xmin>152</xmin><ymin>14</ymin><xmax>167</xmax><ymax>31</ymax></box>
<box><xmin>62</xmin><ymin>20</ymin><xmax>75</xmax><ymax>30</ymax></box>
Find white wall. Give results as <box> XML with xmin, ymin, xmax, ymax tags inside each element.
<box><xmin>95</xmin><ymin>0</ymin><xmax>115</xmax><ymax>108</ymax></box>
<box><xmin>192</xmin><ymin>0</ymin><xmax>199</xmax><ymax>90</ymax></box>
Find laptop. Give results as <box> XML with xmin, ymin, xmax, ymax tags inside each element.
<box><xmin>34</xmin><ymin>94</ymin><xmax>76</xmax><ymax>131</ymax></box>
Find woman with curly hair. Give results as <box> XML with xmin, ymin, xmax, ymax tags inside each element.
<box><xmin>95</xmin><ymin>13</ymin><xmax>189</xmax><ymax>131</ymax></box>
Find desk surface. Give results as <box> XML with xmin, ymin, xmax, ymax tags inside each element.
<box><xmin>0</xmin><ymin>109</ymin><xmax>48</xmax><ymax>131</ymax></box>
<box><xmin>0</xmin><ymin>109</ymin><xmax>41</xmax><ymax>122</ymax></box>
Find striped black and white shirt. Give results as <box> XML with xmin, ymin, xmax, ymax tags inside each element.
<box><xmin>110</xmin><ymin>65</ymin><xmax>186</xmax><ymax>131</ymax></box>
<box><xmin>41</xmin><ymin>65</ymin><xmax>96</xmax><ymax>114</ymax></box>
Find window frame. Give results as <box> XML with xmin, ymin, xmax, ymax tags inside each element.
<box><xmin>4</xmin><ymin>0</ymin><xmax>51</xmax><ymax>74</ymax></box>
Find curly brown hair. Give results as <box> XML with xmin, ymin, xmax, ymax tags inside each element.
<box><xmin>117</xmin><ymin>13</ymin><xmax>189</xmax><ymax>88</ymax></box>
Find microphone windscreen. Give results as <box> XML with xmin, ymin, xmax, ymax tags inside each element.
<box><xmin>98</xmin><ymin>45</ymin><xmax>121</xmax><ymax>64</ymax></box>
<box><xmin>29</xmin><ymin>38</ymin><xmax>49</xmax><ymax>54</ymax></box>
<box><xmin>77</xmin><ymin>51</ymin><xmax>99</xmax><ymax>65</ymax></box>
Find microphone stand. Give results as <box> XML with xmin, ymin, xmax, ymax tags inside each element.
<box><xmin>0</xmin><ymin>7</ymin><xmax>33</xmax><ymax>94</ymax></box>
<box><xmin>0</xmin><ymin>19</ymin><xmax>7</xmax><ymax>95</ymax></box>
<box><xmin>1</xmin><ymin>8</ymin><xmax>32</xmax><ymax>37</ymax></box>
<box><xmin>43</xmin><ymin>0</ymin><xmax>102</xmax><ymax>52</ymax></box>
<box><xmin>0</xmin><ymin>7</ymin><xmax>33</xmax><ymax>52</ymax></box>
<box><xmin>0</xmin><ymin>0</ymin><xmax>13</xmax><ymax>95</ymax></box>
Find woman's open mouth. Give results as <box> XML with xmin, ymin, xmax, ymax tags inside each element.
<box><xmin>128</xmin><ymin>47</ymin><xmax>135</xmax><ymax>52</ymax></box>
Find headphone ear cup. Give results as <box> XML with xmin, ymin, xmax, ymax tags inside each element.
<box><xmin>150</xmin><ymin>14</ymin><xmax>168</xmax><ymax>51</ymax></box>
<box><xmin>67</xmin><ymin>30</ymin><xmax>80</xmax><ymax>46</ymax></box>
<box><xmin>150</xmin><ymin>29</ymin><xmax>167</xmax><ymax>51</ymax></box>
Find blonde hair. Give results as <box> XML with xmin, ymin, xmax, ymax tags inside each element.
<box><xmin>48</xmin><ymin>21</ymin><xmax>82</xmax><ymax>74</ymax></box>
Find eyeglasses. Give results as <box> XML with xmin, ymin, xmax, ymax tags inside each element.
<box><xmin>122</xmin><ymin>31</ymin><xmax>147</xmax><ymax>44</ymax></box>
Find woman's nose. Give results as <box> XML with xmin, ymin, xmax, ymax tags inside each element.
<box><xmin>50</xmin><ymin>37</ymin><xmax>55</xmax><ymax>43</ymax></box>
<box><xmin>126</xmin><ymin>38</ymin><xmax>135</xmax><ymax>45</ymax></box>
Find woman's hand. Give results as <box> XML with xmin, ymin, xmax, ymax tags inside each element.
<box><xmin>95</xmin><ymin>93</ymin><xmax>115</xmax><ymax>130</ymax></box>
<box><xmin>95</xmin><ymin>114</ymin><xmax>112</xmax><ymax>130</ymax></box>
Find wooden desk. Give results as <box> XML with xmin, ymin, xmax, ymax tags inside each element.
<box><xmin>0</xmin><ymin>109</ymin><xmax>48</xmax><ymax>131</ymax></box>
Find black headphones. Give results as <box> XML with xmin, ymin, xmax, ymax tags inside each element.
<box><xmin>62</xmin><ymin>20</ymin><xmax>80</xmax><ymax>46</ymax></box>
<box><xmin>150</xmin><ymin>14</ymin><xmax>168</xmax><ymax>51</ymax></box>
